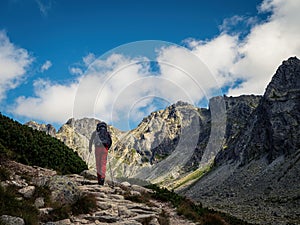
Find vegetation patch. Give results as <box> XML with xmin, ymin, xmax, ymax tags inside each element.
<box><xmin>0</xmin><ymin>167</ymin><xmax>11</xmax><ymax>181</ymax></box>
<box><xmin>172</xmin><ymin>164</ymin><xmax>212</xmax><ymax>190</ymax></box>
<box><xmin>0</xmin><ymin>185</ymin><xmax>39</xmax><ymax>225</ymax></box>
<box><xmin>145</xmin><ymin>184</ymin><xmax>254</xmax><ymax>225</ymax></box>
<box><xmin>0</xmin><ymin>113</ymin><xmax>87</xmax><ymax>174</ymax></box>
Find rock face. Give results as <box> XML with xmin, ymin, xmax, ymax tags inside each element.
<box><xmin>25</xmin><ymin>97</ymin><xmax>260</xmax><ymax>189</ymax></box>
<box><xmin>182</xmin><ymin>57</ymin><xmax>300</xmax><ymax>225</ymax></box>
<box><xmin>25</xmin><ymin>121</ymin><xmax>56</xmax><ymax>137</ymax></box>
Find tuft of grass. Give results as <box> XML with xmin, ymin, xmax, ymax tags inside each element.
<box><xmin>172</xmin><ymin>164</ymin><xmax>212</xmax><ymax>190</ymax></box>
<box><xmin>0</xmin><ymin>185</ymin><xmax>39</xmax><ymax>225</ymax></box>
<box><xmin>41</xmin><ymin>192</ymin><xmax>97</xmax><ymax>222</ymax></box>
<box><xmin>158</xmin><ymin>209</ymin><xmax>170</xmax><ymax>225</ymax></box>
<box><xmin>42</xmin><ymin>204</ymin><xmax>71</xmax><ymax>222</ymax></box>
<box><xmin>124</xmin><ymin>190</ymin><xmax>156</xmax><ymax>207</ymax></box>
<box><xmin>71</xmin><ymin>193</ymin><xmax>97</xmax><ymax>215</ymax></box>
<box><xmin>202</xmin><ymin>213</ymin><xmax>229</xmax><ymax>225</ymax></box>
<box><xmin>0</xmin><ymin>166</ymin><xmax>11</xmax><ymax>181</ymax></box>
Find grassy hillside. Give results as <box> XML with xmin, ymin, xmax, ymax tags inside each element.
<box><xmin>0</xmin><ymin>113</ymin><xmax>87</xmax><ymax>174</ymax></box>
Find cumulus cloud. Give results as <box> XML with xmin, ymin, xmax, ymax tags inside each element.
<box><xmin>13</xmin><ymin>54</ymin><xmax>149</xmax><ymax>125</ymax></box>
<box><xmin>0</xmin><ymin>31</ymin><xmax>33</xmax><ymax>102</ymax></box>
<box><xmin>35</xmin><ymin>0</ymin><xmax>52</xmax><ymax>16</ymax></box>
<box><xmin>11</xmin><ymin>0</ymin><xmax>300</xmax><ymax>129</ymax></box>
<box><xmin>41</xmin><ymin>60</ymin><xmax>52</xmax><ymax>72</ymax></box>
<box><xmin>83</xmin><ymin>53</ymin><xmax>96</xmax><ymax>66</ymax></box>
<box><xmin>187</xmin><ymin>0</ymin><xmax>300</xmax><ymax>96</ymax></box>
<box><xmin>13</xmin><ymin>79</ymin><xmax>78</xmax><ymax>124</ymax></box>
<box><xmin>69</xmin><ymin>67</ymin><xmax>83</xmax><ymax>76</ymax></box>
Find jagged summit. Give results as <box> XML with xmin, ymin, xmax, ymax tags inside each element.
<box><xmin>265</xmin><ymin>56</ymin><xmax>300</xmax><ymax>98</ymax></box>
<box><xmin>25</xmin><ymin>120</ymin><xmax>56</xmax><ymax>137</ymax></box>
<box><xmin>215</xmin><ymin>56</ymin><xmax>300</xmax><ymax>166</ymax></box>
<box><xmin>183</xmin><ymin>57</ymin><xmax>300</xmax><ymax>225</ymax></box>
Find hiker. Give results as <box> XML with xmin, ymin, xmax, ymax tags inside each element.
<box><xmin>89</xmin><ymin>121</ymin><xmax>112</xmax><ymax>185</ymax></box>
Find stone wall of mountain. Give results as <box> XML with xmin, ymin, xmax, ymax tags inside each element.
<box><xmin>25</xmin><ymin>95</ymin><xmax>261</xmax><ymax>188</ymax></box>
<box><xmin>182</xmin><ymin>57</ymin><xmax>300</xmax><ymax>225</ymax></box>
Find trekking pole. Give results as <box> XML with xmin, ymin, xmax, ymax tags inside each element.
<box><xmin>108</xmin><ymin>156</ymin><xmax>115</xmax><ymax>188</ymax></box>
<box><xmin>83</xmin><ymin>150</ymin><xmax>91</xmax><ymax>185</ymax></box>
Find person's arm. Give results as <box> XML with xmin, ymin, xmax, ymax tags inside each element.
<box><xmin>89</xmin><ymin>131</ymin><xmax>95</xmax><ymax>152</ymax></box>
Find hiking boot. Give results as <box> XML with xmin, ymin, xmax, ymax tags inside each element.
<box><xmin>98</xmin><ymin>178</ymin><xmax>105</xmax><ymax>186</ymax></box>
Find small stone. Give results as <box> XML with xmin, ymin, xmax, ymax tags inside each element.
<box><xmin>0</xmin><ymin>215</ymin><xmax>25</xmax><ymax>225</ymax></box>
<box><xmin>97</xmin><ymin>202</ymin><xmax>112</xmax><ymax>210</ymax></box>
<box><xmin>131</xmin><ymin>214</ymin><xmax>156</xmax><ymax>223</ymax></box>
<box><xmin>110</xmin><ymin>194</ymin><xmax>124</xmax><ymax>200</ymax></box>
<box><xmin>55</xmin><ymin>219</ymin><xmax>71</xmax><ymax>224</ymax></box>
<box><xmin>34</xmin><ymin>197</ymin><xmax>45</xmax><ymax>208</ymax></box>
<box><xmin>121</xmin><ymin>181</ymin><xmax>131</xmax><ymax>187</ymax></box>
<box><xmin>130</xmin><ymin>190</ymin><xmax>141</xmax><ymax>196</ymax></box>
<box><xmin>39</xmin><ymin>207</ymin><xmax>54</xmax><ymax>215</ymax></box>
<box><xmin>18</xmin><ymin>186</ymin><xmax>35</xmax><ymax>198</ymax></box>
<box><xmin>118</xmin><ymin>206</ymin><xmax>135</xmax><ymax>218</ymax></box>
<box><xmin>149</xmin><ymin>217</ymin><xmax>160</xmax><ymax>225</ymax></box>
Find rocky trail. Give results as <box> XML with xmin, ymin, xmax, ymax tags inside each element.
<box><xmin>64</xmin><ymin>176</ymin><xmax>197</xmax><ymax>225</ymax></box>
<box><xmin>0</xmin><ymin>160</ymin><xmax>198</xmax><ymax>225</ymax></box>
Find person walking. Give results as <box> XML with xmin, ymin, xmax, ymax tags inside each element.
<box><xmin>89</xmin><ymin>122</ymin><xmax>112</xmax><ymax>185</ymax></box>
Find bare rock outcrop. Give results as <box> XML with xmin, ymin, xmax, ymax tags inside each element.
<box><xmin>182</xmin><ymin>57</ymin><xmax>300</xmax><ymax>225</ymax></box>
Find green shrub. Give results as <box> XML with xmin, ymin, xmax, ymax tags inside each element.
<box><xmin>202</xmin><ymin>213</ymin><xmax>228</xmax><ymax>225</ymax></box>
<box><xmin>0</xmin><ymin>167</ymin><xmax>11</xmax><ymax>181</ymax></box>
<box><xmin>0</xmin><ymin>113</ymin><xmax>87</xmax><ymax>174</ymax></box>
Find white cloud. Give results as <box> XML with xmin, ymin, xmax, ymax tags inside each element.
<box><xmin>13</xmin><ymin>79</ymin><xmax>78</xmax><ymax>124</ymax></box>
<box><xmin>83</xmin><ymin>53</ymin><xmax>96</xmax><ymax>66</ymax></box>
<box><xmin>186</xmin><ymin>0</ymin><xmax>300</xmax><ymax>96</ymax></box>
<box><xmin>12</xmin><ymin>54</ymin><xmax>149</xmax><ymax>125</ymax></box>
<box><xmin>35</xmin><ymin>0</ymin><xmax>52</xmax><ymax>16</ymax></box>
<box><xmin>41</xmin><ymin>60</ymin><xmax>52</xmax><ymax>72</ymax></box>
<box><xmin>11</xmin><ymin>0</ymin><xmax>300</xmax><ymax>129</ymax></box>
<box><xmin>0</xmin><ymin>31</ymin><xmax>33</xmax><ymax>102</ymax></box>
<box><xmin>184</xmin><ymin>34</ymin><xmax>240</xmax><ymax>89</ymax></box>
<box><xmin>69</xmin><ymin>67</ymin><xmax>83</xmax><ymax>75</ymax></box>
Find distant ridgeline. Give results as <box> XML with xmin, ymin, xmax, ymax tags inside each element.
<box><xmin>0</xmin><ymin>113</ymin><xmax>87</xmax><ymax>174</ymax></box>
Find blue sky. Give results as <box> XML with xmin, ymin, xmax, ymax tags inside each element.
<box><xmin>0</xmin><ymin>0</ymin><xmax>299</xmax><ymax>130</ymax></box>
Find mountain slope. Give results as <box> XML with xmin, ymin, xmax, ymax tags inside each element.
<box><xmin>0</xmin><ymin>113</ymin><xmax>87</xmax><ymax>174</ymax></box>
<box><xmin>182</xmin><ymin>57</ymin><xmax>300</xmax><ymax>225</ymax></box>
<box><xmin>25</xmin><ymin>96</ymin><xmax>261</xmax><ymax>188</ymax></box>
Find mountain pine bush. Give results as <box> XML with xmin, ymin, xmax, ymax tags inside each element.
<box><xmin>0</xmin><ymin>113</ymin><xmax>87</xmax><ymax>174</ymax></box>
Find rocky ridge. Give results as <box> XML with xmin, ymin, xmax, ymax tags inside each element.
<box><xmin>26</xmin><ymin>95</ymin><xmax>260</xmax><ymax>189</ymax></box>
<box><xmin>182</xmin><ymin>57</ymin><xmax>300</xmax><ymax>225</ymax></box>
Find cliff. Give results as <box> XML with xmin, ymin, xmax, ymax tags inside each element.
<box><xmin>182</xmin><ymin>57</ymin><xmax>300</xmax><ymax>225</ymax></box>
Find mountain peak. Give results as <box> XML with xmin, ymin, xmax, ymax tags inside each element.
<box><xmin>264</xmin><ymin>56</ymin><xmax>300</xmax><ymax>100</ymax></box>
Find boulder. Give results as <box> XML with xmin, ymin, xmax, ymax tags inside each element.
<box><xmin>47</xmin><ymin>175</ymin><xmax>80</xmax><ymax>206</ymax></box>
<box><xmin>0</xmin><ymin>215</ymin><xmax>25</xmax><ymax>225</ymax></box>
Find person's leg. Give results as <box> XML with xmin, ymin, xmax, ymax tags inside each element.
<box><xmin>98</xmin><ymin>146</ymin><xmax>108</xmax><ymax>185</ymax></box>
<box><xmin>94</xmin><ymin>147</ymin><xmax>102</xmax><ymax>184</ymax></box>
